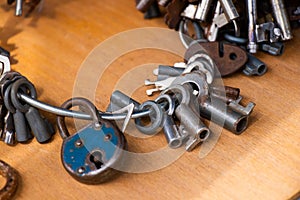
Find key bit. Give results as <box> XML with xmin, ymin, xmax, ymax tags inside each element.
<box><xmin>145</xmin><ymin>77</ymin><xmax>176</xmax><ymax>96</ymax></box>
<box><xmin>228</xmin><ymin>101</ymin><xmax>256</xmax><ymax>116</ymax></box>
<box><xmin>185</xmin><ymin>42</ymin><xmax>248</xmax><ymax>76</ymax></box>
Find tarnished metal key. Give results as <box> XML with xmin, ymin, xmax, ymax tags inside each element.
<box><xmin>247</xmin><ymin>0</ymin><xmax>258</xmax><ymax>53</ymax></box>
<box><xmin>195</xmin><ymin>0</ymin><xmax>214</xmax><ymax>21</ymax></box>
<box><xmin>15</xmin><ymin>0</ymin><xmax>23</xmax><ymax>16</ymax></box>
<box><xmin>270</xmin><ymin>0</ymin><xmax>293</xmax><ymax>40</ymax></box>
<box><xmin>219</xmin><ymin>0</ymin><xmax>239</xmax><ymax>21</ymax></box>
<box><xmin>3</xmin><ymin>112</ymin><xmax>15</xmax><ymax>145</ymax></box>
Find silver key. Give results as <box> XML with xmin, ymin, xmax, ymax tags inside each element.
<box><xmin>195</xmin><ymin>0</ymin><xmax>214</xmax><ymax>21</ymax></box>
<box><xmin>207</xmin><ymin>2</ymin><xmax>222</xmax><ymax>42</ymax></box>
<box><xmin>219</xmin><ymin>0</ymin><xmax>239</xmax><ymax>21</ymax></box>
<box><xmin>145</xmin><ymin>77</ymin><xmax>176</xmax><ymax>96</ymax></box>
<box><xmin>181</xmin><ymin>4</ymin><xmax>198</xmax><ymax>19</ymax></box>
<box><xmin>246</xmin><ymin>0</ymin><xmax>258</xmax><ymax>53</ymax></box>
<box><xmin>270</xmin><ymin>0</ymin><xmax>293</xmax><ymax>40</ymax></box>
<box><xmin>15</xmin><ymin>0</ymin><xmax>23</xmax><ymax>16</ymax></box>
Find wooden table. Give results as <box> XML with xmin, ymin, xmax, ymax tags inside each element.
<box><xmin>0</xmin><ymin>1</ymin><xmax>299</xmax><ymax>199</ymax></box>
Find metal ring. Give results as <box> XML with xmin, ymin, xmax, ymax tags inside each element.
<box><xmin>155</xmin><ymin>94</ymin><xmax>175</xmax><ymax>116</ymax></box>
<box><xmin>57</xmin><ymin>97</ymin><xmax>101</xmax><ymax>139</ymax></box>
<box><xmin>135</xmin><ymin>100</ymin><xmax>164</xmax><ymax>135</ymax></box>
<box><xmin>0</xmin><ymin>72</ymin><xmax>22</xmax><ymax>99</ymax></box>
<box><xmin>0</xmin><ymin>160</ymin><xmax>18</xmax><ymax>200</ymax></box>
<box><xmin>3</xmin><ymin>84</ymin><xmax>16</xmax><ymax>113</ymax></box>
<box><xmin>11</xmin><ymin>78</ymin><xmax>37</xmax><ymax>113</ymax></box>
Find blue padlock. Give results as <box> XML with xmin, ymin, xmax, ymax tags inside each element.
<box><xmin>57</xmin><ymin>97</ymin><xmax>127</xmax><ymax>184</ymax></box>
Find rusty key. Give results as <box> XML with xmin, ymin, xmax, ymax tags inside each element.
<box><xmin>184</xmin><ymin>42</ymin><xmax>248</xmax><ymax>76</ymax></box>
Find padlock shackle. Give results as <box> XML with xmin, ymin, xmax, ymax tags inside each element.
<box><xmin>57</xmin><ymin>97</ymin><xmax>101</xmax><ymax>139</ymax></box>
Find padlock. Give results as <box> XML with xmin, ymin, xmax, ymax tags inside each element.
<box><xmin>57</xmin><ymin>97</ymin><xmax>127</xmax><ymax>184</ymax></box>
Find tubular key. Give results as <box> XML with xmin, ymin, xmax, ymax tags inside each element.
<box><xmin>185</xmin><ymin>42</ymin><xmax>248</xmax><ymax>76</ymax></box>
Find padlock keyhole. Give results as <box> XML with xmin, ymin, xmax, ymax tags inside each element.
<box><xmin>89</xmin><ymin>151</ymin><xmax>104</xmax><ymax>169</ymax></box>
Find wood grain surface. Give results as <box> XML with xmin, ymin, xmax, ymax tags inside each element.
<box><xmin>0</xmin><ymin>0</ymin><xmax>299</xmax><ymax>199</ymax></box>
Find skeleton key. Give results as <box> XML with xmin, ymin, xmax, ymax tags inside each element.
<box><xmin>11</xmin><ymin>78</ymin><xmax>53</xmax><ymax>143</ymax></box>
<box><xmin>194</xmin><ymin>0</ymin><xmax>214</xmax><ymax>21</ymax></box>
<box><xmin>207</xmin><ymin>1</ymin><xmax>222</xmax><ymax>42</ymax></box>
<box><xmin>145</xmin><ymin>77</ymin><xmax>177</xmax><ymax>96</ymax></box>
<box><xmin>219</xmin><ymin>0</ymin><xmax>239</xmax><ymax>21</ymax></box>
<box><xmin>247</xmin><ymin>0</ymin><xmax>258</xmax><ymax>53</ymax></box>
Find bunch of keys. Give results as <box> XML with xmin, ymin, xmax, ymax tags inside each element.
<box><xmin>0</xmin><ymin>50</ymin><xmax>54</xmax><ymax>145</ymax></box>
<box><xmin>135</xmin><ymin>0</ymin><xmax>294</xmax><ymax>56</ymax></box>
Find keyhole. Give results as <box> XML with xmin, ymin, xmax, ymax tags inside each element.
<box><xmin>89</xmin><ymin>151</ymin><xmax>104</xmax><ymax>169</ymax></box>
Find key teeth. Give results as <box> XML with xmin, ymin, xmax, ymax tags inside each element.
<box><xmin>144</xmin><ymin>79</ymin><xmax>154</xmax><ymax>86</ymax></box>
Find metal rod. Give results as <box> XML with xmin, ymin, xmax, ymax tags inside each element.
<box><xmin>19</xmin><ymin>93</ymin><xmax>151</xmax><ymax>120</ymax></box>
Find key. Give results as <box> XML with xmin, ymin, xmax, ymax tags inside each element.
<box><xmin>152</xmin><ymin>65</ymin><xmax>184</xmax><ymax>80</ymax></box>
<box><xmin>255</xmin><ymin>22</ymin><xmax>281</xmax><ymax>43</ymax></box>
<box><xmin>11</xmin><ymin>78</ymin><xmax>53</xmax><ymax>143</ymax></box>
<box><xmin>243</xmin><ymin>53</ymin><xmax>267</xmax><ymax>76</ymax></box>
<box><xmin>270</xmin><ymin>0</ymin><xmax>293</xmax><ymax>40</ymax></box>
<box><xmin>246</xmin><ymin>0</ymin><xmax>258</xmax><ymax>53</ymax></box>
<box><xmin>4</xmin><ymin>83</ymin><xmax>32</xmax><ymax>143</ymax></box>
<box><xmin>3</xmin><ymin>112</ymin><xmax>15</xmax><ymax>145</ymax></box>
<box><xmin>260</xmin><ymin>42</ymin><xmax>285</xmax><ymax>56</ymax></box>
<box><xmin>15</xmin><ymin>0</ymin><xmax>23</xmax><ymax>16</ymax></box>
<box><xmin>145</xmin><ymin>77</ymin><xmax>176</xmax><ymax>96</ymax></box>
<box><xmin>155</xmin><ymin>94</ymin><xmax>187</xmax><ymax>149</ymax></box>
<box><xmin>109</xmin><ymin>90</ymin><xmax>164</xmax><ymax>135</ymax></box>
<box><xmin>219</xmin><ymin>0</ymin><xmax>239</xmax><ymax>21</ymax></box>
<box><xmin>207</xmin><ymin>2</ymin><xmax>222</xmax><ymax>42</ymax></box>
<box><xmin>162</xmin><ymin>84</ymin><xmax>210</xmax><ymax>151</ymax></box>
<box><xmin>195</xmin><ymin>0</ymin><xmax>213</xmax><ymax>21</ymax></box>
<box><xmin>181</xmin><ymin>4</ymin><xmax>197</xmax><ymax>19</ymax></box>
